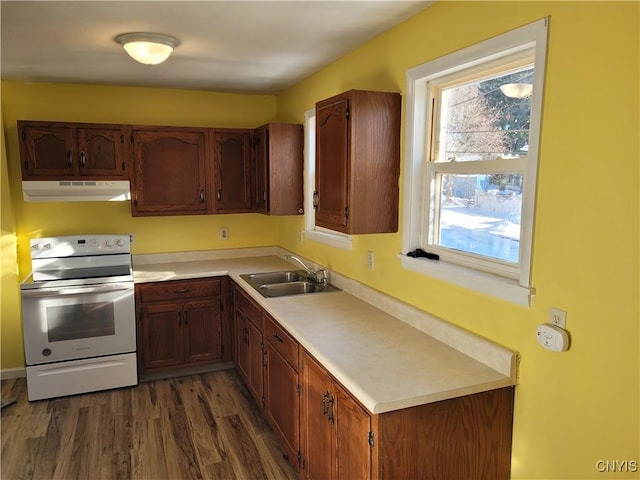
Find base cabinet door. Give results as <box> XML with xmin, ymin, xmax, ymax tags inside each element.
<box><xmin>301</xmin><ymin>350</ymin><xmax>372</xmax><ymax>480</ymax></box>
<box><xmin>141</xmin><ymin>302</ymin><xmax>184</xmax><ymax>369</ymax></box>
<box><xmin>183</xmin><ymin>299</ymin><xmax>223</xmax><ymax>363</ymax></box>
<box><xmin>301</xmin><ymin>351</ymin><xmax>335</xmax><ymax>480</ymax></box>
<box><xmin>265</xmin><ymin>339</ymin><xmax>300</xmax><ymax>464</ymax></box>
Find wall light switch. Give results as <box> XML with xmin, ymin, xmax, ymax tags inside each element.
<box><xmin>220</xmin><ymin>227</ymin><xmax>229</xmax><ymax>240</ymax></box>
<box><xmin>367</xmin><ymin>251</ymin><xmax>374</xmax><ymax>270</ymax></box>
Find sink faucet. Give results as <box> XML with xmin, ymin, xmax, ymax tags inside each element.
<box><xmin>285</xmin><ymin>254</ymin><xmax>328</xmax><ymax>286</ymax></box>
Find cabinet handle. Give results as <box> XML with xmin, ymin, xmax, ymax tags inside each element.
<box><xmin>174</xmin><ymin>288</ymin><xmax>190</xmax><ymax>294</ymax></box>
<box><xmin>313</xmin><ymin>191</ymin><xmax>318</xmax><ymax>209</ymax></box>
<box><xmin>67</xmin><ymin>151</ymin><xmax>73</xmax><ymax>168</ymax></box>
<box><xmin>322</xmin><ymin>391</ymin><xmax>329</xmax><ymax>417</ymax></box>
<box><xmin>327</xmin><ymin>394</ymin><xmax>335</xmax><ymax>424</ymax></box>
<box><xmin>217</xmin><ymin>189</ymin><xmax>222</xmax><ymax>202</ymax></box>
<box><xmin>80</xmin><ymin>152</ymin><xmax>86</xmax><ymax>168</ymax></box>
<box><xmin>200</xmin><ymin>190</ymin><xmax>205</xmax><ymax>203</ymax></box>
<box><xmin>178</xmin><ymin>311</ymin><xmax>182</xmax><ymax>326</ymax></box>
<box><xmin>273</xmin><ymin>333</ymin><xmax>284</xmax><ymax>343</ymax></box>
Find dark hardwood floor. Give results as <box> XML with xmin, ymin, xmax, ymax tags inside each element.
<box><xmin>1</xmin><ymin>369</ymin><xmax>299</xmax><ymax>480</ymax></box>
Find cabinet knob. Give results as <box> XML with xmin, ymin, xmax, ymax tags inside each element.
<box><xmin>67</xmin><ymin>151</ymin><xmax>73</xmax><ymax>168</ymax></box>
<box><xmin>200</xmin><ymin>190</ymin><xmax>205</xmax><ymax>203</ymax></box>
<box><xmin>80</xmin><ymin>152</ymin><xmax>86</xmax><ymax>168</ymax></box>
<box><xmin>217</xmin><ymin>189</ymin><xmax>222</xmax><ymax>202</ymax></box>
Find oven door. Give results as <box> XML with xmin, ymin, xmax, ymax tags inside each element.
<box><xmin>21</xmin><ymin>282</ymin><xmax>135</xmax><ymax>365</ymax></box>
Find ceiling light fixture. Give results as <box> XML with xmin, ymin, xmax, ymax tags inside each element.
<box><xmin>499</xmin><ymin>83</ymin><xmax>533</xmax><ymax>98</ymax></box>
<box><xmin>115</xmin><ymin>32</ymin><xmax>180</xmax><ymax>65</ymax></box>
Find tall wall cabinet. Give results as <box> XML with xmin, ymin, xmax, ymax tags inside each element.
<box><xmin>315</xmin><ymin>90</ymin><xmax>401</xmax><ymax>234</ymax></box>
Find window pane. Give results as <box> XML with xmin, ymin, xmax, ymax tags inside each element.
<box><xmin>437</xmin><ymin>67</ymin><xmax>533</xmax><ymax>162</ymax></box>
<box><xmin>436</xmin><ymin>173</ymin><xmax>522</xmax><ymax>263</ymax></box>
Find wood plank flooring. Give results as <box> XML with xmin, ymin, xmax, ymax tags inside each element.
<box><xmin>1</xmin><ymin>369</ymin><xmax>299</xmax><ymax>480</ymax></box>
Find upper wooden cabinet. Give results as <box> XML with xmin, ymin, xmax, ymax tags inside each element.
<box><xmin>253</xmin><ymin>123</ymin><xmax>304</xmax><ymax>216</ymax></box>
<box><xmin>18</xmin><ymin>120</ymin><xmax>128</xmax><ymax>180</ymax></box>
<box><xmin>315</xmin><ymin>90</ymin><xmax>401</xmax><ymax>234</ymax></box>
<box><xmin>211</xmin><ymin>129</ymin><xmax>253</xmax><ymax>214</ymax></box>
<box><xmin>130</xmin><ymin>126</ymin><xmax>208</xmax><ymax>216</ymax></box>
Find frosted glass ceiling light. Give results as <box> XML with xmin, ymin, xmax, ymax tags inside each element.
<box><xmin>115</xmin><ymin>32</ymin><xmax>180</xmax><ymax>65</ymax></box>
<box><xmin>499</xmin><ymin>83</ymin><xmax>533</xmax><ymax>98</ymax></box>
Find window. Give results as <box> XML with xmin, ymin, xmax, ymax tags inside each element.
<box><xmin>303</xmin><ymin>108</ymin><xmax>353</xmax><ymax>250</ymax></box>
<box><xmin>401</xmin><ymin>19</ymin><xmax>548</xmax><ymax>306</ymax></box>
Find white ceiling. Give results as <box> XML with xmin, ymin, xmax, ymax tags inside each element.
<box><xmin>1</xmin><ymin>1</ymin><xmax>432</xmax><ymax>93</ymax></box>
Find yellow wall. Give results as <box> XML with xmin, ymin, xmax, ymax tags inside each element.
<box><xmin>1</xmin><ymin>2</ymin><xmax>638</xmax><ymax>479</ymax></box>
<box><xmin>277</xmin><ymin>2</ymin><xmax>639</xmax><ymax>479</ymax></box>
<box><xmin>1</xmin><ymin>81</ymin><xmax>282</xmax><ymax>367</ymax></box>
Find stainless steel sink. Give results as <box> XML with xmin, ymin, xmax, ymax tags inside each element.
<box><xmin>242</xmin><ymin>270</ymin><xmax>306</xmax><ymax>285</ymax></box>
<box><xmin>259</xmin><ymin>281</ymin><xmax>340</xmax><ymax>297</ymax></box>
<box><xmin>240</xmin><ymin>270</ymin><xmax>340</xmax><ymax>298</ymax></box>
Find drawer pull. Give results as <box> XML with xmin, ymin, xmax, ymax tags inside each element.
<box><xmin>174</xmin><ymin>288</ymin><xmax>190</xmax><ymax>294</ymax></box>
<box><xmin>273</xmin><ymin>333</ymin><xmax>284</xmax><ymax>343</ymax></box>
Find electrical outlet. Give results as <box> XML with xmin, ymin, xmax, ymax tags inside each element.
<box><xmin>128</xmin><ymin>233</ymin><xmax>135</xmax><ymax>244</ymax></box>
<box><xmin>549</xmin><ymin>307</ymin><xmax>567</xmax><ymax>329</ymax></box>
<box><xmin>220</xmin><ymin>227</ymin><xmax>229</xmax><ymax>241</ymax></box>
<box><xmin>367</xmin><ymin>251</ymin><xmax>374</xmax><ymax>270</ymax></box>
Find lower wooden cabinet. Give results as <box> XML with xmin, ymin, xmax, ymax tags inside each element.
<box><xmin>230</xmin><ymin>282</ymin><xmax>515</xmax><ymax>480</ymax></box>
<box><xmin>136</xmin><ymin>277</ymin><xmax>229</xmax><ymax>374</ymax></box>
<box><xmin>300</xmin><ymin>350</ymin><xmax>371</xmax><ymax>480</ymax></box>
<box><xmin>264</xmin><ymin>313</ymin><xmax>300</xmax><ymax>464</ymax></box>
<box><xmin>234</xmin><ymin>285</ymin><xmax>265</xmax><ymax>406</ymax></box>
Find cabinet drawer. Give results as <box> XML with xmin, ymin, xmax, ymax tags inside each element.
<box><xmin>235</xmin><ymin>286</ymin><xmax>262</xmax><ymax>327</ymax></box>
<box><xmin>264</xmin><ymin>313</ymin><xmax>299</xmax><ymax>368</ymax></box>
<box><xmin>139</xmin><ymin>279</ymin><xmax>220</xmax><ymax>302</ymax></box>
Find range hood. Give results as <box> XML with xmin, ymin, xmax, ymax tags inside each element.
<box><xmin>22</xmin><ymin>180</ymin><xmax>131</xmax><ymax>202</ymax></box>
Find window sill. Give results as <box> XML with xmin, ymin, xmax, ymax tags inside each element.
<box><xmin>398</xmin><ymin>254</ymin><xmax>533</xmax><ymax>307</ymax></box>
<box><xmin>304</xmin><ymin>230</ymin><xmax>353</xmax><ymax>251</ymax></box>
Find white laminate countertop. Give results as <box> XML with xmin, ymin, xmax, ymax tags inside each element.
<box><xmin>133</xmin><ymin>248</ymin><xmax>517</xmax><ymax>415</ymax></box>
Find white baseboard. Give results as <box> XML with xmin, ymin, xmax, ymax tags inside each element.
<box><xmin>1</xmin><ymin>368</ymin><xmax>26</xmax><ymax>380</ymax></box>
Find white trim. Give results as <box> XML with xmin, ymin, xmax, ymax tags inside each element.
<box><xmin>304</xmin><ymin>229</ymin><xmax>353</xmax><ymax>251</ymax></box>
<box><xmin>303</xmin><ymin>108</ymin><xmax>354</xmax><ymax>251</ymax></box>
<box><xmin>399</xmin><ymin>254</ymin><xmax>534</xmax><ymax>307</ymax></box>
<box><xmin>401</xmin><ymin>18</ymin><xmax>548</xmax><ymax>307</ymax></box>
<box><xmin>1</xmin><ymin>367</ymin><xmax>26</xmax><ymax>380</ymax></box>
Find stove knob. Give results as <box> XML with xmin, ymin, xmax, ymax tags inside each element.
<box><xmin>105</xmin><ymin>239</ymin><xmax>114</xmax><ymax>247</ymax></box>
<box><xmin>116</xmin><ymin>239</ymin><xmax>125</xmax><ymax>247</ymax></box>
<box><xmin>42</xmin><ymin>348</ymin><xmax>52</xmax><ymax>357</ymax></box>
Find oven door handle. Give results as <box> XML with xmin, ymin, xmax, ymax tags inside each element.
<box><xmin>21</xmin><ymin>283</ymin><xmax>133</xmax><ymax>298</ymax></box>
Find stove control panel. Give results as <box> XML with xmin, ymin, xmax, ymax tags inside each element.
<box><xmin>30</xmin><ymin>234</ymin><xmax>131</xmax><ymax>258</ymax></box>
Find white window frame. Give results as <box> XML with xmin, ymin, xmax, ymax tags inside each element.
<box><xmin>303</xmin><ymin>108</ymin><xmax>353</xmax><ymax>250</ymax></box>
<box><xmin>400</xmin><ymin>19</ymin><xmax>548</xmax><ymax>307</ymax></box>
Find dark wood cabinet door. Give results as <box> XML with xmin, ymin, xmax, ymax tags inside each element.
<box><xmin>247</xmin><ymin>319</ymin><xmax>264</xmax><ymax>407</ymax></box>
<box><xmin>265</xmin><ymin>343</ymin><xmax>299</xmax><ymax>463</ymax></box>
<box><xmin>301</xmin><ymin>352</ymin><xmax>335</xmax><ymax>480</ymax></box>
<box><xmin>77</xmin><ymin>127</ymin><xmax>127</xmax><ymax>177</ymax></box>
<box><xmin>141</xmin><ymin>302</ymin><xmax>183</xmax><ymax>369</ymax></box>
<box><xmin>131</xmin><ymin>129</ymin><xmax>207</xmax><ymax>216</ymax></box>
<box><xmin>235</xmin><ymin>310</ymin><xmax>251</xmax><ymax>384</ymax></box>
<box><xmin>253</xmin><ymin>127</ymin><xmax>269</xmax><ymax>214</ymax></box>
<box><xmin>19</xmin><ymin>124</ymin><xmax>76</xmax><ymax>178</ymax></box>
<box><xmin>212</xmin><ymin>129</ymin><xmax>253</xmax><ymax>213</ymax></box>
<box><xmin>183</xmin><ymin>299</ymin><xmax>222</xmax><ymax>364</ymax></box>
<box><xmin>315</xmin><ymin>97</ymin><xmax>349</xmax><ymax>230</ymax></box>
<box><xmin>335</xmin><ymin>386</ymin><xmax>371</xmax><ymax>480</ymax></box>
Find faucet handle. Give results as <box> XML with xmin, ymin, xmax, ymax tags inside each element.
<box><xmin>315</xmin><ymin>268</ymin><xmax>328</xmax><ymax>286</ymax></box>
